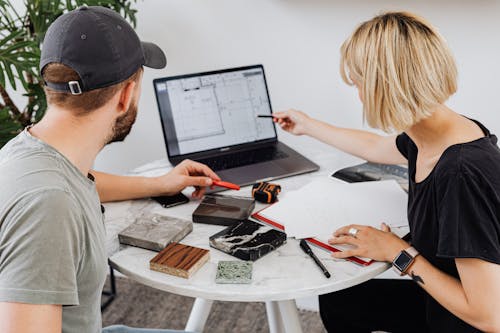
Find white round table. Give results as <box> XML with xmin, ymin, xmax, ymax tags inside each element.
<box><xmin>104</xmin><ymin>142</ymin><xmax>399</xmax><ymax>333</ymax></box>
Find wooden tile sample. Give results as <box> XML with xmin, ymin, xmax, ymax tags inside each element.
<box><xmin>150</xmin><ymin>243</ymin><xmax>210</xmax><ymax>279</ymax></box>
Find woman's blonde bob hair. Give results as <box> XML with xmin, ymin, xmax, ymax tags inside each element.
<box><xmin>340</xmin><ymin>12</ymin><xmax>457</xmax><ymax>132</ymax></box>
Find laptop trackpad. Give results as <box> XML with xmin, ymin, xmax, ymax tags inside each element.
<box><xmin>217</xmin><ymin>162</ymin><xmax>287</xmax><ymax>184</ymax></box>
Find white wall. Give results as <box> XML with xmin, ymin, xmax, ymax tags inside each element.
<box><xmin>87</xmin><ymin>0</ymin><xmax>500</xmax><ymax>173</ymax></box>
<box><xmin>6</xmin><ymin>0</ymin><xmax>499</xmax><ymax>172</ymax></box>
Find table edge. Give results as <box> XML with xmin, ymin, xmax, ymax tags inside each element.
<box><xmin>109</xmin><ymin>257</ymin><xmax>390</xmax><ymax>302</ymax></box>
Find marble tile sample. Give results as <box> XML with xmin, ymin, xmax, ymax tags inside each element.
<box><xmin>209</xmin><ymin>220</ymin><xmax>287</xmax><ymax>261</ymax></box>
<box><xmin>150</xmin><ymin>242</ymin><xmax>210</xmax><ymax>279</ymax></box>
<box><xmin>192</xmin><ymin>194</ymin><xmax>255</xmax><ymax>226</ymax></box>
<box><xmin>118</xmin><ymin>214</ymin><xmax>193</xmax><ymax>252</ymax></box>
<box><xmin>215</xmin><ymin>261</ymin><xmax>253</xmax><ymax>284</ymax></box>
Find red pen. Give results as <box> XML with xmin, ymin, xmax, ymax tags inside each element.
<box><xmin>212</xmin><ymin>180</ymin><xmax>240</xmax><ymax>191</ymax></box>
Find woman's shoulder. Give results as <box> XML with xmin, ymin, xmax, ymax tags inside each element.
<box><xmin>395</xmin><ymin>132</ymin><xmax>417</xmax><ymax>159</ymax></box>
<box><xmin>435</xmin><ymin>133</ymin><xmax>500</xmax><ymax>187</ymax></box>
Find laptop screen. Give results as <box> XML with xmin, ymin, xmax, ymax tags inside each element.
<box><xmin>154</xmin><ymin>65</ymin><xmax>277</xmax><ymax>157</ymax></box>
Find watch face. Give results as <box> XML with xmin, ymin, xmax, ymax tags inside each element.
<box><xmin>393</xmin><ymin>251</ymin><xmax>413</xmax><ymax>272</ymax></box>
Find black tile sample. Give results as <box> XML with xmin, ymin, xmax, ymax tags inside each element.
<box><xmin>209</xmin><ymin>220</ymin><xmax>286</xmax><ymax>261</ymax></box>
<box><xmin>193</xmin><ymin>194</ymin><xmax>255</xmax><ymax>226</ymax></box>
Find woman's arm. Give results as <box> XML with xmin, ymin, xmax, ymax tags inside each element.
<box><xmin>91</xmin><ymin>159</ymin><xmax>220</xmax><ymax>203</ymax></box>
<box><xmin>329</xmin><ymin>225</ymin><xmax>500</xmax><ymax>332</ymax></box>
<box><xmin>407</xmin><ymin>257</ymin><xmax>500</xmax><ymax>332</ymax></box>
<box><xmin>273</xmin><ymin>110</ymin><xmax>406</xmax><ymax>165</ymax></box>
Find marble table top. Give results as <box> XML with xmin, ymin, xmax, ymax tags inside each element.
<box><xmin>106</xmin><ymin>140</ymin><xmax>402</xmax><ymax>302</ymax></box>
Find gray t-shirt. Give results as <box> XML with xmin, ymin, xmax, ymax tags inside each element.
<box><xmin>0</xmin><ymin>129</ymin><xmax>107</xmax><ymax>333</ymax></box>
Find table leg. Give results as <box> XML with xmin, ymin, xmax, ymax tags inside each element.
<box><xmin>265</xmin><ymin>301</ymin><xmax>285</xmax><ymax>333</ymax></box>
<box><xmin>185</xmin><ymin>298</ymin><xmax>214</xmax><ymax>332</ymax></box>
<box><xmin>277</xmin><ymin>299</ymin><xmax>303</xmax><ymax>333</ymax></box>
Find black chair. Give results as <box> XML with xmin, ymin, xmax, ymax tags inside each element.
<box><xmin>101</xmin><ymin>261</ymin><xmax>117</xmax><ymax>311</ymax></box>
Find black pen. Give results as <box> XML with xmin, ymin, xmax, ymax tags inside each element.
<box><xmin>300</xmin><ymin>239</ymin><xmax>331</xmax><ymax>278</ymax></box>
<box><xmin>257</xmin><ymin>114</ymin><xmax>275</xmax><ymax>118</ymax></box>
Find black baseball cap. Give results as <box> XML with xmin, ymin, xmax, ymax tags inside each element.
<box><xmin>40</xmin><ymin>6</ymin><xmax>166</xmax><ymax>95</ymax></box>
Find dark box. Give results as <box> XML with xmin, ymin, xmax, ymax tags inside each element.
<box><xmin>192</xmin><ymin>194</ymin><xmax>255</xmax><ymax>226</ymax></box>
<box><xmin>209</xmin><ymin>220</ymin><xmax>287</xmax><ymax>261</ymax></box>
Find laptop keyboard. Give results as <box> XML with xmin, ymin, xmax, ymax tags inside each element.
<box><xmin>197</xmin><ymin>146</ymin><xmax>289</xmax><ymax>171</ymax></box>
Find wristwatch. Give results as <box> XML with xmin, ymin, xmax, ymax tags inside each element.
<box><xmin>392</xmin><ymin>246</ymin><xmax>419</xmax><ymax>275</ymax></box>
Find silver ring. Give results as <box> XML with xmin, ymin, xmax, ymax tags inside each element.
<box><xmin>348</xmin><ymin>227</ymin><xmax>359</xmax><ymax>238</ymax></box>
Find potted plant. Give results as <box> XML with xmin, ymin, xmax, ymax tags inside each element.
<box><xmin>0</xmin><ymin>0</ymin><xmax>138</xmax><ymax>147</ymax></box>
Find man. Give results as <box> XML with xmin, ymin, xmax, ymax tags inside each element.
<box><xmin>0</xmin><ymin>6</ymin><xmax>218</xmax><ymax>333</ymax></box>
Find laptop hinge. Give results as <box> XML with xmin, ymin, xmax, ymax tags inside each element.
<box><xmin>169</xmin><ymin>141</ymin><xmax>277</xmax><ymax>164</ymax></box>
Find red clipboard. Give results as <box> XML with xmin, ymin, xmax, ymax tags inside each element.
<box><xmin>251</xmin><ymin>209</ymin><xmax>374</xmax><ymax>266</ymax></box>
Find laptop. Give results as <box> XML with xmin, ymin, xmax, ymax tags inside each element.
<box><xmin>153</xmin><ymin>64</ymin><xmax>319</xmax><ymax>190</ymax></box>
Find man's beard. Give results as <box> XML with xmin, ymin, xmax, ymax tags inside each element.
<box><xmin>107</xmin><ymin>99</ymin><xmax>138</xmax><ymax>144</ymax></box>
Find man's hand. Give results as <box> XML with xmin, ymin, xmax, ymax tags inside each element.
<box><xmin>155</xmin><ymin>159</ymin><xmax>220</xmax><ymax>199</ymax></box>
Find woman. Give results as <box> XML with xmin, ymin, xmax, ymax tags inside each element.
<box><xmin>274</xmin><ymin>12</ymin><xmax>500</xmax><ymax>333</ymax></box>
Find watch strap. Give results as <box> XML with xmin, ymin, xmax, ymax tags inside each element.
<box><xmin>405</xmin><ymin>246</ymin><xmax>419</xmax><ymax>258</ymax></box>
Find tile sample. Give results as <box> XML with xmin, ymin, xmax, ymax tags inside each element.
<box><xmin>150</xmin><ymin>242</ymin><xmax>210</xmax><ymax>279</ymax></box>
<box><xmin>209</xmin><ymin>220</ymin><xmax>286</xmax><ymax>261</ymax></box>
<box><xmin>119</xmin><ymin>214</ymin><xmax>192</xmax><ymax>252</ymax></box>
<box><xmin>193</xmin><ymin>194</ymin><xmax>255</xmax><ymax>226</ymax></box>
<box><xmin>215</xmin><ymin>261</ymin><xmax>253</xmax><ymax>284</ymax></box>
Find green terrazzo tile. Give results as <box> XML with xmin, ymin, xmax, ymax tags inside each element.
<box><xmin>215</xmin><ymin>261</ymin><xmax>253</xmax><ymax>284</ymax></box>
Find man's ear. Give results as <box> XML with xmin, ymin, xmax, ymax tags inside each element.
<box><xmin>117</xmin><ymin>81</ymin><xmax>136</xmax><ymax>113</ymax></box>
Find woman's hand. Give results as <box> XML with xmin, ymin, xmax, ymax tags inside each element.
<box><xmin>328</xmin><ymin>223</ymin><xmax>410</xmax><ymax>262</ymax></box>
<box><xmin>273</xmin><ymin>109</ymin><xmax>313</xmax><ymax>136</ymax></box>
<box><xmin>154</xmin><ymin>159</ymin><xmax>220</xmax><ymax>199</ymax></box>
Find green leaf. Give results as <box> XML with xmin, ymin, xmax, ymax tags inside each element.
<box><xmin>24</xmin><ymin>81</ymin><xmax>47</xmax><ymax>123</ymax></box>
<box><xmin>1</xmin><ymin>40</ymin><xmax>36</xmax><ymax>55</ymax></box>
<box><xmin>0</xmin><ymin>1</ymin><xmax>22</xmax><ymax>31</ymax></box>
<box><xmin>0</xmin><ymin>107</ymin><xmax>22</xmax><ymax>147</ymax></box>
<box><xmin>0</xmin><ymin>29</ymin><xmax>22</xmax><ymax>48</ymax></box>
<box><xmin>0</xmin><ymin>0</ymin><xmax>139</xmax><ymax>132</ymax></box>
<box><xmin>4</xmin><ymin>61</ymin><xmax>16</xmax><ymax>89</ymax></box>
<box><xmin>0</xmin><ymin>29</ymin><xmax>39</xmax><ymax>89</ymax></box>
<box><xmin>0</xmin><ymin>62</ymin><xmax>5</xmax><ymax>87</ymax></box>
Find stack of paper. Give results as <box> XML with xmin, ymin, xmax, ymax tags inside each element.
<box><xmin>257</xmin><ymin>179</ymin><xmax>408</xmax><ymax>241</ymax></box>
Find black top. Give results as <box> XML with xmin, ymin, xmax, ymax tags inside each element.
<box><xmin>396</xmin><ymin>119</ymin><xmax>500</xmax><ymax>333</ymax></box>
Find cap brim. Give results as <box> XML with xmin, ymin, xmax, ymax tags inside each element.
<box><xmin>141</xmin><ymin>41</ymin><xmax>166</xmax><ymax>69</ymax></box>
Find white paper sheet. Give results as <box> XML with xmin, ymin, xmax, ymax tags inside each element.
<box><xmin>259</xmin><ymin>179</ymin><xmax>408</xmax><ymax>239</ymax></box>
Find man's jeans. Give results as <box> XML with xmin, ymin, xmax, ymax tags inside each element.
<box><xmin>103</xmin><ymin>325</ymin><xmax>194</xmax><ymax>333</ymax></box>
